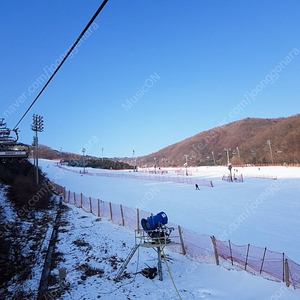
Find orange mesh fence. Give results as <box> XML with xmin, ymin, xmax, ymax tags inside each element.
<box><xmin>122</xmin><ymin>205</ymin><xmax>138</xmax><ymax>230</ymax></box>
<box><xmin>81</xmin><ymin>194</ymin><xmax>90</xmax><ymax>213</ymax></box>
<box><xmin>287</xmin><ymin>258</ymin><xmax>300</xmax><ymax>289</ymax></box>
<box><xmin>90</xmin><ymin>197</ymin><xmax>98</xmax><ymax>216</ymax></box>
<box><xmin>111</xmin><ymin>202</ymin><xmax>123</xmax><ymax>226</ymax></box>
<box><xmin>246</xmin><ymin>244</ymin><xmax>266</xmax><ymax>274</ymax></box>
<box><xmin>262</xmin><ymin>249</ymin><xmax>284</xmax><ymax>281</ymax></box>
<box><xmin>98</xmin><ymin>199</ymin><xmax>111</xmax><ymax>219</ymax></box>
<box><xmin>56</xmin><ymin>164</ymin><xmax>214</xmax><ymax>187</ymax></box>
<box><xmin>181</xmin><ymin>227</ymin><xmax>215</xmax><ymax>264</ymax></box>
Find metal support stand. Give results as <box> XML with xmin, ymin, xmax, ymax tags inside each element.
<box><xmin>157</xmin><ymin>246</ymin><xmax>163</xmax><ymax>281</ymax></box>
<box><xmin>115</xmin><ymin>227</ymin><xmax>180</xmax><ymax>282</ymax></box>
<box><xmin>114</xmin><ymin>244</ymin><xmax>140</xmax><ymax>281</ymax></box>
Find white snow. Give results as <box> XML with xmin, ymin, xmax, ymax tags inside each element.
<box><xmin>38</xmin><ymin>160</ymin><xmax>300</xmax><ymax>299</ymax></box>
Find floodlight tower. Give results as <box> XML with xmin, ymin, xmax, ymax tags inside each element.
<box><xmin>31</xmin><ymin>114</ymin><xmax>44</xmax><ymax>185</ymax></box>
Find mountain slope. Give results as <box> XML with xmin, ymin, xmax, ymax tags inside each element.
<box><xmin>138</xmin><ymin>114</ymin><xmax>300</xmax><ymax>167</ymax></box>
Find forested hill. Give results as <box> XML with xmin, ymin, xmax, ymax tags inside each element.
<box><xmin>137</xmin><ymin>114</ymin><xmax>300</xmax><ymax>167</ymax></box>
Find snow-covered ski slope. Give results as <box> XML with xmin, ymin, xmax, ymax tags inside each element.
<box><xmin>42</xmin><ymin>160</ymin><xmax>300</xmax><ymax>262</ymax></box>
<box><xmin>39</xmin><ymin>160</ymin><xmax>300</xmax><ymax>299</ymax></box>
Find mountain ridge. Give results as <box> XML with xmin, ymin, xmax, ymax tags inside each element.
<box><xmin>35</xmin><ymin>114</ymin><xmax>300</xmax><ymax>167</ymax></box>
<box><xmin>136</xmin><ymin>114</ymin><xmax>300</xmax><ymax>167</ymax></box>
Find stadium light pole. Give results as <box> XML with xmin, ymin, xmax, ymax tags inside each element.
<box><xmin>31</xmin><ymin>114</ymin><xmax>44</xmax><ymax>185</ymax></box>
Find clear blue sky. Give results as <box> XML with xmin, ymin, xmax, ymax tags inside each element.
<box><xmin>1</xmin><ymin>1</ymin><xmax>299</xmax><ymax>158</ymax></box>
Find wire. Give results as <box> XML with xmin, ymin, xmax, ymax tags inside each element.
<box><xmin>158</xmin><ymin>239</ymin><xmax>182</xmax><ymax>300</ymax></box>
<box><xmin>13</xmin><ymin>0</ymin><xmax>109</xmax><ymax>130</ymax></box>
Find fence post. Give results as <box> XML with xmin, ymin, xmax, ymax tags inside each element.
<box><xmin>120</xmin><ymin>204</ymin><xmax>125</xmax><ymax>226</ymax></box>
<box><xmin>260</xmin><ymin>247</ymin><xmax>267</xmax><ymax>274</ymax></box>
<box><xmin>283</xmin><ymin>253</ymin><xmax>285</xmax><ymax>282</ymax></box>
<box><xmin>229</xmin><ymin>240</ymin><xmax>233</xmax><ymax>266</ymax></box>
<box><xmin>245</xmin><ymin>244</ymin><xmax>250</xmax><ymax>270</ymax></box>
<box><xmin>211</xmin><ymin>236</ymin><xmax>219</xmax><ymax>266</ymax></box>
<box><xmin>98</xmin><ymin>199</ymin><xmax>101</xmax><ymax>217</ymax></box>
<box><xmin>178</xmin><ymin>226</ymin><xmax>186</xmax><ymax>255</ymax></box>
<box><xmin>137</xmin><ymin>209</ymin><xmax>140</xmax><ymax>231</ymax></box>
<box><xmin>109</xmin><ymin>202</ymin><xmax>113</xmax><ymax>221</ymax></box>
<box><xmin>80</xmin><ymin>193</ymin><xmax>83</xmax><ymax>208</ymax></box>
<box><xmin>89</xmin><ymin>197</ymin><xmax>92</xmax><ymax>213</ymax></box>
<box><xmin>73</xmin><ymin>192</ymin><xmax>76</xmax><ymax>205</ymax></box>
<box><xmin>285</xmin><ymin>258</ymin><xmax>290</xmax><ymax>287</ymax></box>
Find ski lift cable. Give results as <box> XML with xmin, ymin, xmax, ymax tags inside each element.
<box><xmin>13</xmin><ymin>0</ymin><xmax>109</xmax><ymax>131</ymax></box>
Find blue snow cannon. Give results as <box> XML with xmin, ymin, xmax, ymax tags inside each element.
<box><xmin>141</xmin><ymin>212</ymin><xmax>168</xmax><ymax>234</ymax></box>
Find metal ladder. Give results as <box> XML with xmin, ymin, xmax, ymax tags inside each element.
<box><xmin>114</xmin><ymin>244</ymin><xmax>140</xmax><ymax>281</ymax></box>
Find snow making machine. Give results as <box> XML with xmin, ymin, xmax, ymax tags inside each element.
<box><xmin>141</xmin><ymin>211</ymin><xmax>173</xmax><ymax>243</ymax></box>
<box><xmin>0</xmin><ymin>118</ymin><xmax>29</xmax><ymax>163</ymax></box>
<box><xmin>115</xmin><ymin>212</ymin><xmax>181</xmax><ymax>281</ymax></box>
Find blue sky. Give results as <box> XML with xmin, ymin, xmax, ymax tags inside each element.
<box><xmin>1</xmin><ymin>1</ymin><xmax>299</xmax><ymax>158</ymax></box>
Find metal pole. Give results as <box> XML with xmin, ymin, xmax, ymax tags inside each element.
<box><xmin>31</xmin><ymin>114</ymin><xmax>44</xmax><ymax>185</ymax></box>
<box><xmin>236</xmin><ymin>146</ymin><xmax>240</xmax><ymax>158</ymax></box>
<box><xmin>267</xmin><ymin>140</ymin><xmax>274</xmax><ymax>164</ymax></box>
<box><xmin>212</xmin><ymin>151</ymin><xmax>216</xmax><ymax>165</ymax></box>
<box><xmin>157</xmin><ymin>246</ymin><xmax>163</xmax><ymax>281</ymax></box>
<box><xmin>224</xmin><ymin>148</ymin><xmax>231</xmax><ymax>165</ymax></box>
<box><xmin>36</xmin><ymin>130</ymin><xmax>39</xmax><ymax>185</ymax></box>
<box><xmin>184</xmin><ymin>155</ymin><xmax>188</xmax><ymax>175</ymax></box>
<box><xmin>82</xmin><ymin>148</ymin><xmax>86</xmax><ymax>174</ymax></box>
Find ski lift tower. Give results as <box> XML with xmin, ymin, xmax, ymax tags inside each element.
<box><xmin>114</xmin><ymin>212</ymin><xmax>182</xmax><ymax>281</ymax></box>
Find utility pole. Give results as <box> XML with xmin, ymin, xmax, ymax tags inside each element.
<box><xmin>31</xmin><ymin>114</ymin><xmax>44</xmax><ymax>185</ymax></box>
<box><xmin>60</xmin><ymin>147</ymin><xmax>62</xmax><ymax>164</ymax></box>
<box><xmin>101</xmin><ymin>147</ymin><xmax>104</xmax><ymax>162</ymax></box>
<box><xmin>267</xmin><ymin>140</ymin><xmax>274</xmax><ymax>164</ymax></box>
<box><xmin>132</xmin><ymin>150</ymin><xmax>137</xmax><ymax>172</ymax></box>
<box><xmin>184</xmin><ymin>155</ymin><xmax>188</xmax><ymax>175</ymax></box>
<box><xmin>212</xmin><ymin>151</ymin><xmax>216</xmax><ymax>165</ymax></box>
<box><xmin>236</xmin><ymin>147</ymin><xmax>240</xmax><ymax>158</ymax></box>
<box><xmin>224</xmin><ymin>148</ymin><xmax>231</xmax><ymax>165</ymax></box>
<box><xmin>82</xmin><ymin>148</ymin><xmax>86</xmax><ymax>174</ymax></box>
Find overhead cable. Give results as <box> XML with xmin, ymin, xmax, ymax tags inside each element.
<box><xmin>13</xmin><ymin>0</ymin><xmax>109</xmax><ymax>130</ymax></box>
